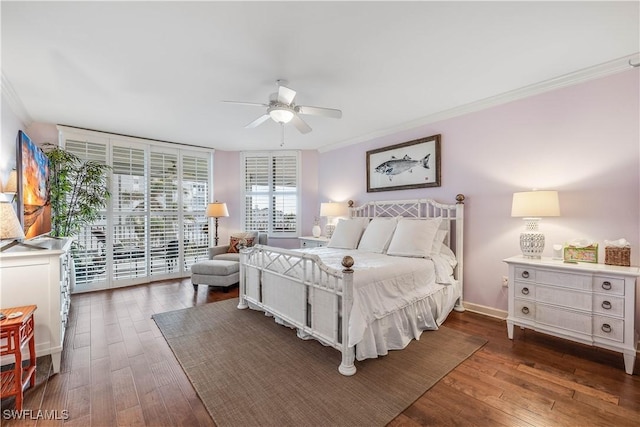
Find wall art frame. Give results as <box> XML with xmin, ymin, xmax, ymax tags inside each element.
<box><xmin>366</xmin><ymin>134</ymin><xmax>441</xmax><ymax>192</ymax></box>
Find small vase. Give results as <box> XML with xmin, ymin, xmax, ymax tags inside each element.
<box><xmin>312</xmin><ymin>224</ymin><xmax>322</xmax><ymax>237</ymax></box>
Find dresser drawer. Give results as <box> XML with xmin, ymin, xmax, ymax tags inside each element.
<box><xmin>514</xmin><ymin>282</ymin><xmax>535</xmax><ymax>300</ymax></box>
<box><xmin>593</xmin><ymin>276</ymin><xmax>625</xmax><ymax>296</ymax></box>
<box><xmin>593</xmin><ymin>294</ymin><xmax>624</xmax><ymax>317</ymax></box>
<box><xmin>514</xmin><ymin>267</ymin><xmax>535</xmax><ymax>282</ymax></box>
<box><xmin>593</xmin><ymin>316</ymin><xmax>624</xmax><ymax>342</ymax></box>
<box><xmin>536</xmin><ymin>304</ymin><xmax>592</xmax><ymax>335</ymax></box>
<box><xmin>536</xmin><ymin>285</ymin><xmax>591</xmax><ymax>311</ymax></box>
<box><xmin>513</xmin><ymin>299</ymin><xmax>535</xmax><ymax>320</ymax></box>
<box><xmin>536</xmin><ymin>269</ymin><xmax>592</xmax><ymax>291</ymax></box>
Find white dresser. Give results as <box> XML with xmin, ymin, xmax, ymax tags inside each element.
<box><xmin>298</xmin><ymin>236</ymin><xmax>329</xmax><ymax>248</ymax></box>
<box><xmin>504</xmin><ymin>256</ymin><xmax>639</xmax><ymax>375</ymax></box>
<box><xmin>1</xmin><ymin>237</ymin><xmax>72</xmax><ymax>373</ymax></box>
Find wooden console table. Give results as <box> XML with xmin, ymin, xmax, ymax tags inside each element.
<box><xmin>1</xmin><ymin>305</ymin><xmax>37</xmax><ymax>410</ymax></box>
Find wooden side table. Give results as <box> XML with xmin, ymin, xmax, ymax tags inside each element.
<box><xmin>1</xmin><ymin>305</ymin><xmax>37</xmax><ymax>410</ymax></box>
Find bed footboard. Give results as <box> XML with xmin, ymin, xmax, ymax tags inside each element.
<box><xmin>238</xmin><ymin>245</ymin><xmax>357</xmax><ymax>376</ymax></box>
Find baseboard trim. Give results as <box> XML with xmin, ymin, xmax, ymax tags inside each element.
<box><xmin>462</xmin><ymin>302</ymin><xmax>507</xmax><ymax>320</ymax></box>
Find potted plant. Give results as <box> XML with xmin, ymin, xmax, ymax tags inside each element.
<box><xmin>43</xmin><ymin>144</ymin><xmax>111</xmax><ymax>237</ymax></box>
<box><xmin>43</xmin><ymin>144</ymin><xmax>111</xmax><ymax>291</ymax></box>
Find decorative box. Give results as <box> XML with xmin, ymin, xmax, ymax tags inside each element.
<box><xmin>605</xmin><ymin>247</ymin><xmax>631</xmax><ymax>267</ymax></box>
<box><xmin>563</xmin><ymin>244</ymin><xmax>598</xmax><ymax>263</ymax></box>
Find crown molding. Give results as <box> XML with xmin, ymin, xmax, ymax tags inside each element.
<box><xmin>1</xmin><ymin>71</ymin><xmax>33</xmax><ymax>126</ymax></box>
<box><xmin>319</xmin><ymin>53</ymin><xmax>640</xmax><ymax>153</ymax></box>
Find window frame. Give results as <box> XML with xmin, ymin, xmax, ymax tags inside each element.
<box><xmin>241</xmin><ymin>150</ymin><xmax>301</xmax><ymax>238</ymax></box>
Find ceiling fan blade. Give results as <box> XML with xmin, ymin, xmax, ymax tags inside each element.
<box><xmin>296</xmin><ymin>105</ymin><xmax>342</xmax><ymax>119</ymax></box>
<box><xmin>291</xmin><ymin>114</ymin><xmax>312</xmax><ymax>134</ymax></box>
<box><xmin>222</xmin><ymin>100</ymin><xmax>269</xmax><ymax>107</ymax></box>
<box><xmin>277</xmin><ymin>85</ymin><xmax>296</xmax><ymax>105</ymax></box>
<box><xmin>245</xmin><ymin>114</ymin><xmax>270</xmax><ymax>129</ymax></box>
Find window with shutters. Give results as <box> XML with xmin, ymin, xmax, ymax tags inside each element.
<box><xmin>60</xmin><ymin>127</ymin><xmax>212</xmax><ymax>292</ymax></box>
<box><xmin>148</xmin><ymin>151</ymin><xmax>178</xmax><ymax>276</ymax></box>
<box><xmin>112</xmin><ymin>145</ymin><xmax>148</xmax><ymax>280</ymax></box>
<box><xmin>181</xmin><ymin>154</ymin><xmax>209</xmax><ymax>267</ymax></box>
<box><xmin>241</xmin><ymin>151</ymin><xmax>300</xmax><ymax>237</ymax></box>
<box><xmin>64</xmin><ymin>139</ymin><xmax>109</xmax><ymax>290</ymax></box>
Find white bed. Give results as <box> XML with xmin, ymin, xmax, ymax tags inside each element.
<box><xmin>238</xmin><ymin>196</ymin><xmax>465</xmax><ymax>375</ymax></box>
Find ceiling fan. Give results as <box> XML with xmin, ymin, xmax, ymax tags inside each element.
<box><xmin>222</xmin><ymin>80</ymin><xmax>342</xmax><ymax>134</ymax></box>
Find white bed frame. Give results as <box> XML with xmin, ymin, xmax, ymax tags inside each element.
<box><xmin>238</xmin><ymin>195</ymin><xmax>465</xmax><ymax>376</ymax></box>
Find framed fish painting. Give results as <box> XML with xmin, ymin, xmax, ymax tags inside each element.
<box><xmin>366</xmin><ymin>134</ymin><xmax>441</xmax><ymax>192</ymax></box>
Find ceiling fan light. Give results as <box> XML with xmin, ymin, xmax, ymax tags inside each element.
<box><xmin>269</xmin><ymin>108</ymin><xmax>294</xmax><ymax>123</ymax></box>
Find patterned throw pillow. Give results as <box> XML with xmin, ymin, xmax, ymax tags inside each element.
<box><xmin>227</xmin><ymin>235</ymin><xmax>256</xmax><ymax>253</ymax></box>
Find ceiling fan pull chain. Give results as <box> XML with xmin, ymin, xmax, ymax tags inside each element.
<box><xmin>280</xmin><ymin>123</ymin><xmax>285</xmax><ymax>147</ymax></box>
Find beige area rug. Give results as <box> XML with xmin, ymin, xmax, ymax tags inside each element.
<box><xmin>152</xmin><ymin>299</ymin><xmax>486</xmax><ymax>427</ymax></box>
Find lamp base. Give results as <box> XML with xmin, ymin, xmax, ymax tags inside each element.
<box><xmin>519</xmin><ymin>218</ymin><xmax>544</xmax><ymax>259</ymax></box>
<box><xmin>325</xmin><ymin>224</ymin><xmax>336</xmax><ymax>239</ymax></box>
<box><xmin>520</xmin><ymin>231</ymin><xmax>545</xmax><ymax>259</ymax></box>
<box><xmin>0</xmin><ymin>240</ymin><xmax>46</xmax><ymax>252</ymax></box>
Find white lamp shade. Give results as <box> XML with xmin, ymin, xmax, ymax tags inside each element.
<box><xmin>320</xmin><ymin>202</ymin><xmax>348</xmax><ymax>217</ymax></box>
<box><xmin>206</xmin><ymin>202</ymin><xmax>229</xmax><ymax>218</ymax></box>
<box><xmin>511</xmin><ymin>191</ymin><xmax>560</xmax><ymax>218</ymax></box>
<box><xmin>0</xmin><ymin>170</ymin><xmax>18</xmax><ymax>194</ymax></box>
<box><xmin>0</xmin><ymin>202</ymin><xmax>25</xmax><ymax>240</ymax></box>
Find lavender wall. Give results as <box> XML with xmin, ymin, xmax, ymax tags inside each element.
<box><xmin>319</xmin><ymin>69</ymin><xmax>640</xmax><ymax>323</ymax></box>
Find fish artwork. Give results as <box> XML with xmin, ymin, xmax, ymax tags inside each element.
<box><xmin>374</xmin><ymin>153</ymin><xmax>430</xmax><ymax>181</ymax></box>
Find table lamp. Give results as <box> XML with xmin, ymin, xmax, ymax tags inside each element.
<box><xmin>207</xmin><ymin>201</ymin><xmax>229</xmax><ymax>246</ymax></box>
<box><xmin>0</xmin><ymin>201</ymin><xmax>27</xmax><ymax>252</ymax></box>
<box><xmin>320</xmin><ymin>202</ymin><xmax>348</xmax><ymax>238</ymax></box>
<box><xmin>511</xmin><ymin>190</ymin><xmax>560</xmax><ymax>259</ymax></box>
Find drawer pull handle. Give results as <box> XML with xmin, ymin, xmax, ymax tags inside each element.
<box><xmin>521</xmin><ymin>307</ymin><xmax>530</xmax><ymax>315</ymax></box>
<box><xmin>601</xmin><ymin>324</ymin><xmax>612</xmax><ymax>333</ymax></box>
<box><xmin>521</xmin><ymin>287</ymin><xmax>530</xmax><ymax>295</ymax></box>
<box><xmin>601</xmin><ymin>301</ymin><xmax>612</xmax><ymax>310</ymax></box>
<box><xmin>601</xmin><ymin>281</ymin><xmax>612</xmax><ymax>290</ymax></box>
<box><xmin>521</xmin><ymin>271</ymin><xmax>530</xmax><ymax>279</ymax></box>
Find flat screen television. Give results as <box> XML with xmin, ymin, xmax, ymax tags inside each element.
<box><xmin>16</xmin><ymin>130</ymin><xmax>51</xmax><ymax>239</ymax></box>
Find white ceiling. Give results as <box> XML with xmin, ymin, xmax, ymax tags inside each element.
<box><xmin>2</xmin><ymin>1</ymin><xmax>638</xmax><ymax>151</ymax></box>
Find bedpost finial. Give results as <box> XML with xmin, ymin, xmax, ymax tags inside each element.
<box><xmin>342</xmin><ymin>256</ymin><xmax>354</xmax><ymax>272</ymax></box>
<box><xmin>348</xmin><ymin>200</ymin><xmax>354</xmax><ymax>208</ymax></box>
<box><xmin>456</xmin><ymin>194</ymin><xmax>465</xmax><ymax>204</ymax></box>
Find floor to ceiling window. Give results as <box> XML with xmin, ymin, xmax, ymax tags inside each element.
<box><xmin>60</xmin><ymin>126</ymin><xmax>212</xmax><ymax>292</ymax></box>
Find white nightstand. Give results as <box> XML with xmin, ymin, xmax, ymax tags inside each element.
<box><xmin>504</xmin><ymin>256</ymin><xmax>639</xmax><ymax>375</ymax></box>
<box><xmin>298</xmin><ymin>236</ymin><xmax>330</xmax><ymax>248</ymax></box>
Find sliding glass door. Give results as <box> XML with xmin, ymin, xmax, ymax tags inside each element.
<box><xmin>60</xmin><ymin>127</ymin><xmax>212</xmax><ymax>293</ymax></box>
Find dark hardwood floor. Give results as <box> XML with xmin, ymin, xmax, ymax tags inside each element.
<box><xmin>2</xmin><ymin>278</ymin><xmax>639</xmax><ymax>426</ymax></box>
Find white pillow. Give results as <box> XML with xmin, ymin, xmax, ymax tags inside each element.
<box><xmin>430</xmin><ymin>230</ymin><xmax>448</xmax><ymax>255</ymax></box>
<box><xmin>357</xmin><ymin>217</ymin><xmax>398</xmax><ymax>253</ymax></box>
<box><xmin>327</xmin><ymin>219</ymin><xmax>366</xmax><ymax>249</ymax></box>
<box><xmin>387</xmin><ymin>218</ymin><xmax>443</xmax><ymax>258</ymax></box>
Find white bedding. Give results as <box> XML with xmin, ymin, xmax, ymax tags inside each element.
<box><xmin>296</xmin><ymin>247</ymin><xmax>460</xmax><ymax>356</ymax></box>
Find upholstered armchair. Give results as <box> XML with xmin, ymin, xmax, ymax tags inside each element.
<box><xmin>207</xmin><ymin>231</ymin><xmax>268</xmax><ymax>262</ymax></box>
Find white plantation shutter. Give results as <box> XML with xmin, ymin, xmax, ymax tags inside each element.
<box><xmin>242</xmin><ymin>151</ymin><xmax>300</xmax><ymax>236</ymax></box>
<box><xmin>65</xmin><ymin>139</ymin><xmax>108</xmax><ymax>163</ymax></box>
<box><xmin>272</xmin><ymin>155</ymin><xmax>297</xmax><ymax>233</ymax></box>
<box><xmin>112</xmin><ymin>145</ymin><xmax>148</xmax><ymax>280</ymax></box>
<box><xmin>149</xmin><ymin>152</ymin><xmax>179</xmax><ymax>275</ymax></box>
<box><xmin>181</xmin><ymin>154</ymin><xmax>209</xmax><ymax>267</ymax></box>
<box><xmin>64</xmin><ymin>140</ymin><xmax>109</xmax><ymax>288</ymax></box>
